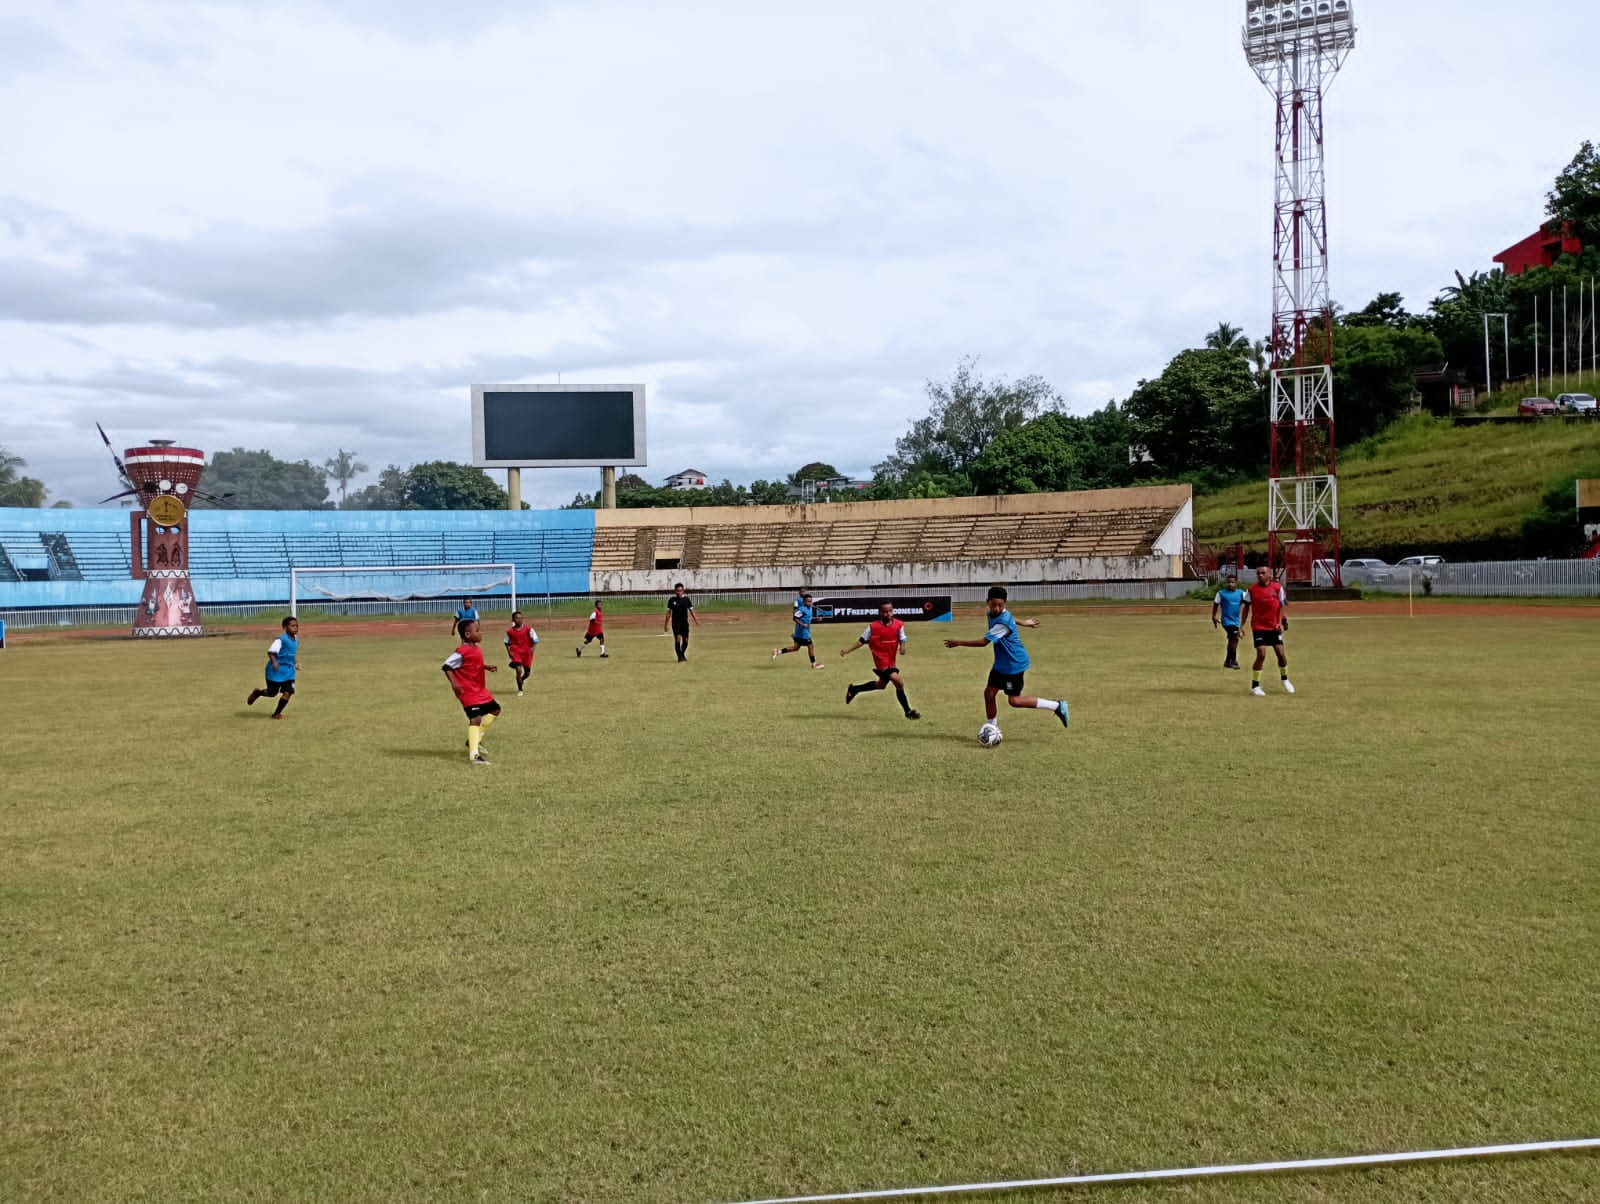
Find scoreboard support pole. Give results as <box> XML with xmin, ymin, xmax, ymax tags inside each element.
<box><xmin>601</xmin><ymin>466</ymin><xmax>616</xmax><ymax>509</ymax></box>
<box><xmin>507</xmin><ymin>467</ymin><xmax>521</xmax><ymax>512</ymax></box>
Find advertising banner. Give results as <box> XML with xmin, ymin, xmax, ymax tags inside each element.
<box><xmin>809</xmin><ymin>595</ymin><xmax>953</xmax><ymax>623</ymax></box>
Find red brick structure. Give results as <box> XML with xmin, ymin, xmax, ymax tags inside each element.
<box><xmin>1493</xmin><ymin>224</ymin><xmax>1582</xmax><ymax>276</ymax></box>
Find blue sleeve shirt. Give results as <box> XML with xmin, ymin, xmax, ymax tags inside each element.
<box><xmin>793</xmin><ymin>602</ymin><xmax>814</xmax><ymax>639</ymax></box>
<box><xmin>983</xmin><ymin>609</ymin><xmax>1030</xmax><ymax>675</ymax></box>
<box><xmin>1215</xmin><ymin>587</ymin><xmax>1245</xmax><ymax>627</ymax></box>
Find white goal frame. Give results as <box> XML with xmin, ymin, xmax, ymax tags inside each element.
<box><xmin>289</xmin><ymin>563</ymin><xmax>517</xmax><ymax>617</ymax></box>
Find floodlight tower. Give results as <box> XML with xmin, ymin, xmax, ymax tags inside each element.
<box><xmin>1243</xmin><ymin>0</ymin><xmax>1355</xmax><ymax>583</ymax></box>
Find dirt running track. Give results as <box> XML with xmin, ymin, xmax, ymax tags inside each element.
<box><xmin>16</xmin><ymin>599</ymin><xmax>1598</xmax><ymax>644</ymax></box>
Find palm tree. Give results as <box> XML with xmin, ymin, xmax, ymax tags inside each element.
<box><xmin>1204</xmin><ymin>322</ymin><xmax>1252</xmax><ymax>357</ymax></box>
<box><xmin>323</xmin><ymin>449</ymin><xmax>368</xmax><ymax>506</ymax></box>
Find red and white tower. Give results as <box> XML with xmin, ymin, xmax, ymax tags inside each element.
<box><xmin>1244</xmin><ymin>0</ymin><xmax>1355</xmax><ymax>583</ymax></box>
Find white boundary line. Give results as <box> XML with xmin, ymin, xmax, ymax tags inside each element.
<box><xmin>725</xmin><ymin>1139</ymin><xmax>1600</xmax><ymax>1204</ymax></box>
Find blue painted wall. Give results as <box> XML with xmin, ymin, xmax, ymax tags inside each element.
<box><xmin>0</xmin><ymin>509</ymin><xmax>596</xmax><ymax>608</ymax></box>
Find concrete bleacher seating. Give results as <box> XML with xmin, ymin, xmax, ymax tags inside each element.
<box><xmin>610</xmin><ymin>499</ymin><xmax>1184</xmax><ymax>573</ymax></box>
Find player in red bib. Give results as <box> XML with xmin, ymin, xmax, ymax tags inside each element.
<box><xmin>840</xmin><ymin>601</ymin><xmax>921</xmax><ymax>719</ymax></box>
<box><xmin>442</xmin><ymin>619</ymin><xmax>500</xmax><ymax>764</ymax></box>
<box><xmin>1241</xmin><ymin>564</ymin><xmax>1294</xmax><ymax>696</ymax></box>
<box><xmin>576</xmin><ymin>599</ymin><xmax>606</xmax><ymax>658</ymax></box>
<box><xmin>504</xmin><ymin>610</ymin><xmax>538</xmax><ymax>695</ymax></box>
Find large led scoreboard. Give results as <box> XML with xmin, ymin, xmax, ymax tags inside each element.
<box><xmin>470</xmin><ymin>383</ymin><xmax>647</xmax><ymax>468</ymax></box>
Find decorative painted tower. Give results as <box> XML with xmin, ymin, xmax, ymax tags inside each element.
<box><xmin>125</xmin><ymin>440</ymin><xmax>206</xmax><ymax>637</ymax></box>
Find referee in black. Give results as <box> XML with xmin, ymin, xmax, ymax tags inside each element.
<box><xmin>664</xmin><ymin>582</ymin><xmax>700</xmax><ymax>662</ymax></box>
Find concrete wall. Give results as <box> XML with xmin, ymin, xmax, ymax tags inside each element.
<box><xmin>591</xmin><ymin>554</ymin><xmax>1184</xmax><ymax>595</ymax></box>
<box><xmin>591</xmin><ymin>484</ymin><xmax>1193</xmax><ymax>529</ymax></box>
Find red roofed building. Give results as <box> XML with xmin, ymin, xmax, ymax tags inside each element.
<box><xmin>1493</xmin><ymin>223</ymin><xmax>1582</xmax><ymax>275</ymax></box>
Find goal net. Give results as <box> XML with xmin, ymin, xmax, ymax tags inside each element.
<box><xmin>289</xmin><ymin>563</ymin><xmax>517</xmax><ymax>617</ymax></box>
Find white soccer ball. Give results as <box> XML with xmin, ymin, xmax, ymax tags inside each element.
<box><xmin>978</xmin><ymin>723</ymin><xmax>1003</xmax><ymax>748</ymax></box>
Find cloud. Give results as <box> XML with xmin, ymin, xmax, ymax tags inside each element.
<box><xmin>2</xmin><ymin>0</ymin><xmax>1598</xmax><ymax>509</ymax></box>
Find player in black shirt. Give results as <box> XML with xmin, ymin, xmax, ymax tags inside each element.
<box><xmin>664</xmin><ymin>582</ymin><xmax>700</xmax><ymax>662</ymax></box>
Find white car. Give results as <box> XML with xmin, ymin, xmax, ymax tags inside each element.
<box><xmin>1555</xmin><ymin>392</ymin><xmax>1597</xmax><ymax>413</ymax></box>
<box><xmin>1396</xmin><ymin>555</ymin><xmax>1445</xmax><ymax>567</ymax></box>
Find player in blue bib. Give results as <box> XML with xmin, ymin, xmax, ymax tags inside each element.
<box><xmin>247</xmin><ymin>616</ymin><xmax>300</xmax><ymax>719</ymax></box>
<box><xmin>944</xmin><ymin>585</ymin><xmax>1068</xmax><ymax>734</ymax></box>
<box><xmin>1211</xmin><ymin>571</ymin><xmax>1246</xmax><ymax>670</ymax></box>
<box><xmin>452</xmin><ymin>598</ymin><xmax>480</xmax><ymax>637</ymax></box>
<box><xmin>773</xmin><ymin>591</ymin><xmax>823</xmax><ymax>669</ymax></box>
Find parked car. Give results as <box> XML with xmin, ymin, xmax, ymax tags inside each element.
<box><xmin>1555</xmin><ymin>392</ymin><xmax>1597</xmax><ymax>414</ymax></box>
<box><xmin>1342</xmin><ymin>558</ymin><xmax>1390</xmax><ymax>572</ymax></box>
<box><xmin>1518</xmin><ymin>396</ymin><xmax>1557</xmax><ymax>416</ymax></box>
<box><xmin>1396</xmin><ymin>555</ymin><xmax>1445</xmax><ymax>567</ymax></box>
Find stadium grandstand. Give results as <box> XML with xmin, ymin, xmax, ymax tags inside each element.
<box><xmin>0</xmin><ymin>485</ymin><xmax>1192</xmax><ymax>620</ymax></box>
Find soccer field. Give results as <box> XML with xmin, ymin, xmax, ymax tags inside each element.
<box><xmin>3</xmin><ymin>605</ymin><xmax>1598</xmax><ymax>1202</ymax></box>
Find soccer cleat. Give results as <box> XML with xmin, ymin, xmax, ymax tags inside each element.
<box><xmin>1251</xmin><ymin>686</ymin><xmax>1266</xmax><ymax>696</ymax></box>
<box><xmin>516</xmin><ymin>690</ymin><xmax>524</xmax><ymax>697</ymax></box>
<box><xmin>575</xmin><ymin>647</ymin><xmax>582</xmax><ymax>657</ymax></box>
<box><xmin>905</xmin><ymin>709</ymin><xmax>921</xmax><ymax>720</ymax></box>
<box><xmin>1283</xmin><ymin>680</ymin><xmax>1295</xmax><ymax>694</ymax></box>
<box><xmin>1055</xmin><ymin>700</ymin><xmax>1070</xmax><ymax>728</ymax></box>
<box><xmin>772</xmin><ymin>647</ymin><xmax>781</xmax><ymax>660</ymax></box>
<box><xmin>246</xmin><ymin>692</ymin><xmax>258</xmax><ymax>705</ymax></box>
<box><xmin>471</xmin><ymin>752</ymin><xmax>491</xmax><ymax>765</ymax></box>
<box><xmin>812</xmin><ymin>662</ymin><xmax>825</xmax><ymax>670</ymax></box>
<box><xmin>845</xmin><ymin>685</ymin><xmax>856</xmax><ymax>704</ymax></box>
<box><xmin>599</xmin><ymin>652</ymin><xmax>608</xmax><ymax>658</ymax></box>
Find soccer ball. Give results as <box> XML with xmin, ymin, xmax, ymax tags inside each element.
<box><xmin>978</xmin><ymin>723</ymin><xmax>1003</xmax><ymax>748</ymax></box>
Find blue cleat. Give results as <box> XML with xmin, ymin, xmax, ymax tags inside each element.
<box><xmin>1055</xmin><ymin>699</ymin><xmax>1070</xmax><ymax>728</ymax></box>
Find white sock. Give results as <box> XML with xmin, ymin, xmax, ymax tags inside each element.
<box><xmin>1034</xmin><ymin>698</ymin><xmax>1058</xmax><ymax>710</ymax></box>
<box><xmin>600</xmin><ymin>644</ymin><xmax>606</xmax><ymax>654</ymax></box>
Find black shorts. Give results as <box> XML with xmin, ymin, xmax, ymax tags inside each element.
<box><xmin>261</xmin><ymin>678</ymin><xmax>295</xmax><ymax>697</ymax></box>
<box><xmin>874</xmin><ymin>666</ymin><xmax>900</xmax><ymax>683</ymax></box>
<box><xmin>583</xmin><ymin>632</ymin><xmax>603</xmax><ymax>643</ymax></box>
<box><xmin>1252</xmin><ymin>629</ymin><xmax>1283</xmax><ymax>648</ymax></box>
<box><xmin>671</xmin><ymin>625</ymin><xmax>690</xmax><ymax>637</ymax></box>
<box><xmin>1222</xmin><ymin>624</ymin><xmax>1241</xmax><ymax>637</ymax></box>
<box><xmin>462</xmin><ymin>700</ymin><xmax>501</xmax><ymax>721</ymax></box>
<box><xmin>987</xmin><ymin>669</ymin><xmax>1025</xmax><ymax>696</ymax></box>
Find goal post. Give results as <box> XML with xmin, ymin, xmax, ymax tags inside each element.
<box><xmin>288</xmin><ymin>563</ymin><xmax>517</xmax><ymax>618</ymax></box>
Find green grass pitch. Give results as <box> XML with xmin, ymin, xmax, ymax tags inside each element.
<box><xmin>3</xmin><ymin>606</ymin><xmax>1598</xmax><ymax>1202</ymax></box>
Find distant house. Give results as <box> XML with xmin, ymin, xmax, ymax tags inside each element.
<box><xmin>1413</xmin><ymin>363</ymin><xmax>1474</xmax><ymax>415</ymax></box>
<box><xmin>785</xmin><ymin>476</ymin><xmax>873</xmax><ymax>500</ymax></box>
<box><xmin>665</xmin><ymin>469</ymin><xmax>708</xmax><ymax>490</ymax></box>
<box><xmin>1493</xmin><ymin>223</ymin><xmax>1582</xmax><ymax>276</ymax></box>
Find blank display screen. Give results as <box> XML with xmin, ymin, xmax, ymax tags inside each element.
<box><xmin>482</xmin><ymin>391</ymin><xmax>637</xmax><ymax>462</ymax></box>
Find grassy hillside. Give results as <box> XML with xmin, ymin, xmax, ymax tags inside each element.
<box><xmin>1195</xmin><ymin>411</ymin><xmax>1600</xmax><ymax>554</ymax></box>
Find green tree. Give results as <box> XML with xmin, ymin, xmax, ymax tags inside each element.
<box><xmin>788</xmin><ymin>462</ymin><xmax>841</xmax><ymax>486</ymax></box>
<box><xmin>1333</xmin><ymin>323</ymin><xmax>1444</xmax><ymax>442</ymax></box>
<box><xmin>404</xmin><ymin>461</ymin><xmax>508</xmax><ymax>510</ymax></box>
<box><xmin>969</xmin><ymin>412</ymin><xmax>1086</xmax><ymax>495</ymax></box>
<box><xmin>342</xmin><ymin>465</ymin><xmax>412</xmax><ymax>510</ymax></box>
<box><xmin>1545</xmin><ymin>139</ymin><xmax>1600</xmax><ymax>247</ymax></box>
<box><xmin>875</xmin><ymin>357</ymin><xmax>1058</xmax><ymax>484</ymax></box>
<box><xmin>1124</xmin><ymin>348</ymin><xmax>1262</xmax><ymax>476</ymax></box>
<box><xmin>0</xmin><ymin>446</ymin><xmax>49</xmax><ymax>506</ymax></box>
<box><xmin>1343</xmin><ymin>292</ymin><xmax>1413</xmax><ymax>329</ymax></box>
<box><xmin>1203</xmin><ymin>322</ymin><xmax>1251</xmax><ymax>355</ymax></box>
<box><xmin>322</xmin><ymin>449</ymin><xmax>368</xmax><ymax>505</ymax></box>
<box><xmin>203</xmin><ymin>449</ymin><xmax>330</xmax><ymax>509</ymax></box>
<box><xmin>616</xmin><ymin>473</ymin><xmax>651</xmax><ymax>493</ymax></box>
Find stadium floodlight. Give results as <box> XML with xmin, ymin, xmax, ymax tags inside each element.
<box><xmin>1243</xmin><ymin>0</ymin><xmax>1356</xmax><ymax>69</ymax></box>
<box><xmin>1243</xmin><ymin>0</ymin><xmax>1355</xmax><ymax>584</ymax></box>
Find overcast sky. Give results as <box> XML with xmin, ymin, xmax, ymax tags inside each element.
<box><xmin>2</xmin><ymin>0</ymin><xmax>1596</xmax><ymax>508</ymax></box>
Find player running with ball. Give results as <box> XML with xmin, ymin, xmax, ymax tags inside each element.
<box><xmin>443</xmin><ymin>619</ymin><xmax>500</xmax><ymax>765</ymax></box>
<box><xmin>944</xmin><ymin>586</ymin><xmax>1069</xmax><ymax>735</ymax></box>
<box><xmin>841</xmin><ymin>600</ymin><xmax>920</xmax><ymax>719</ymax></box>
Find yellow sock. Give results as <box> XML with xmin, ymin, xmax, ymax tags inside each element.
<box><xmin>468</xmin><ymin>726</ymin><xmax>482</xmax><ymax>758</ymax></box>
<box><xmin>480</xmin><ymin>712</ymin><xmax>497</xmax><ymax>734</ymax></box>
